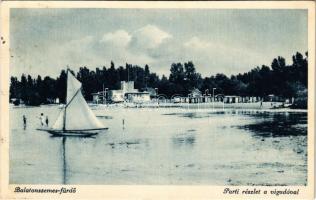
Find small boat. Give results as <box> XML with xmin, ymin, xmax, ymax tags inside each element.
<box><xmin>38</xmin><ymin>69</ymin><xmax>108</xmax><ymax>136</ymax></box>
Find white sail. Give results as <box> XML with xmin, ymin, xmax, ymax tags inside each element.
<box><xmin>64</xmin><ymin>87</ymin><xmax>104</xmax><ymax>130</ymax></box>
<box><xmin>66</xmin><ymin>71</ymin><xmax>81</xmax><ymax>104</ymax></box>
<box><xmin>52</xmin><ymin>109</ymin><xmax>65</xmax><ymax>130</ymax></box>
<box><xmin>51</xmin><ymin>70</ymin><xmax>105</xmax><ymax>131</ymax></box>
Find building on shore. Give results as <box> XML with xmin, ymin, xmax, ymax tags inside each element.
<box><xmin>142</xmin><ymin>87</ymin><xmax>157</xmax><ymax>98</ymax></box>
<box><xmin>91</xmin><ymin>91</ymin><xmax>107</xmax><ymax>104</ymax></box>
<box><xmin>92</xmin><ymin>84</ymin><xmax>293</xmax><ymax>105</ymax></box>
<box><xmin>223</xmin><ymin>96</ymin><xmax>241</xmax><ymax>103</ymax></box>
<box><xmin>189</xmin><ymin>88</ymin><xmax>202</xmax><ymax>98</ymax></box>
<box><xmin>179</xmin><ymin>88</ymin><xmax>213</xmax><ymax>103</ymax></box>
<box><xmin>125</xmin><ymin>92</ymin><xmax>151</xmax><ymax>103</ymax></box>
<box><xmin>92</xmin><ymin>81</ymin><xmax>152</xmax><ymax>104</ymax></box>
<box><xmin>177</xmin><ymin>89</ymin><xmax>268</xmax><ymax>104</ymax></box>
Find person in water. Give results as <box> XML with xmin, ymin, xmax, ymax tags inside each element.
<box><xmin>39</xmin><ymin>113</ymin><xmax>45</xmax><ymax>126</ymax></box>
<box><xmin>45</xmin><ymin>116</ymin><xmax>49</xmax><ymax>127</ymax></box>
<box><xmin>23</xmin><ymin>115</ymin><xmax>26</xmax><ymax>129</ymax></box>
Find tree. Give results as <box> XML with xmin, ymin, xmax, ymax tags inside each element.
<box><xmin>169</xmin><ymin>63</ymin><xmax>185</xmax><ymax>84</ymax></box>
<box><xmin>9</xmin><ymin>51</ymin><xmax>308</xmax><ymax>106</ymax></box>
<box><xmin>56</xmin><ymin>70</ymin><xmax>67</xmax><ymax>103</ymax></box>
<box><xmin>183</xmin><ymin>61</ymin><xmax>203</xmax><ymax>93</ymax></box>
<box><xmin>144</xmin><ymin>64</ymin><xmax>150</xmax><ymax>88</ymax></box>
<box><xmin>292</xmin><ymin>52</ymin><xmax>307</xmax><ymax>87</ymax></box>
<box><xmin>9</xmin><ymin>77</ymin><xmax>19</xmax><ymax>99</ymax></box>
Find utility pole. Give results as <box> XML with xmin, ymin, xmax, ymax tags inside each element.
<box><xmin>213</xmin><ymin>88</ymin><xmax>216</xmax><ymax>110</ymax></box>
<box><xmin>127</xmin><ymin>65</ymin><xmax>129</xmax><ymax>82</ymax></box>
<box><xmin>103</xmin><ymin>84</ymin><xmax>105</xmax><ymax>104</ymax></box>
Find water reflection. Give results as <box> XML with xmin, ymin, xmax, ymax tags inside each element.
<box><xmin>96</xmin><ymin>115</ymin><xmax>113</xmax><ymax>119</ymax></box>
<box><xmin>107</xmin><ymin>138</ymin><xmax>149</xmax><ymax>149</ymax></box>
<box><xmin>238</xmin><ymin>112</ymin><xmax>307</xmax><ymax>137</ymax></box>
<box><xmin>172</xmin><ymin>133</ymin><xmax>196</xmax><ymax>147</ymax></box>
<box><xmin>10</xmin><ymin>106</ymin><xmax>308</xmax><ymax>185</ymax></box>
<box><xmin>182</xmin><ymin>113</ymin><xmax>205</xmax><ymax>118</ymax></box>
<box><xmin>62</xmin><ymin>137</ymin><xmax>67</xmax><ymax>184</ymax></box>
<box><xmin>58</xmin><ymin>136</ymin><xmax>97</xmax><ymax>184</ymax></box>
<box><xmin>163</xmin><ymin>112</ymin><xmax>208</xmax><ymax>118</ymax></box>
<box><xmin>164</xmin><ymin>110</ymin><xmax>307</xmax><ymax>138</ymax></box>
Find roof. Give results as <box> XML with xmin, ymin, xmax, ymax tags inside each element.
<box><xmin>91</xmin><ymin>91</ymin><xmax>107</xmax><ymax>95</ymax></box>
<box><xmin>224</xmin><ymin>95</ymin><xmax>241</xmax><ymax>98</ymax></box>
<box><xmin>190</xmin><ymin>88</ymin><xmax>201</xmax><ymax>93</ymax></box>
<box><xmin>143</xmin><ymin>87</ymin><xmax>156</xmax><ymax>92</ymax></box>
<box><xmin>125</xmin><ymin>92</ymin><xmax>150</xmax><ymax>95</ymax></box>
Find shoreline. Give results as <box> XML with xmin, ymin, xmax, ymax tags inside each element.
<box><xmin>10</xmin><ymin>102</ymin><xmax>308</xmax><ymax>113</ymax></box>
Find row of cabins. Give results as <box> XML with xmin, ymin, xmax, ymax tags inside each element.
<box><xmin>176</xmin><ymin>89</ymin><xmax>292</xmax><ymax>104</ymax></box>
<box><xmin>91</xmin><ymin>82</ymin><xmax>293</xmax><ymax>104</ymax></box>
<box><xmin>177</xmin><ymin>96</ymin><xmax>283</xmax><ymax>104</ymax></box>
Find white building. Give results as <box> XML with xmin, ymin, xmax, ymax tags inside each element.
<box><xmin>125</xmin><ymin>92</ymin><xmax>151</xmax><ymax>103</ymax></box>
<box><xmin>110</xmin><ymin>90</ymin><xmax>125</xmax><ymax>102</ymax></box>
<box><xmin>121</xmin><ymin>81</ymin><xmax>138</xmax><ymax>93</ymax></box>
<box><xmin>92</xmin><ymin>81</ymin><xmax>152</xmax><ymax>103</ymax></box>
<box><xmin>223</xmin><ymin>96</ymin><xmax>240</xmax><ymax>103</ymax></box>
<box><xmin>105</xmin><ymin>81</ymin><xmax>136</xmax><ymax>103</ymax></box>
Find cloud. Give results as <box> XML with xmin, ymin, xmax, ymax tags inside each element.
<box><xmin>100</xmin><ymin>30</ymin><xmax>131</xmax><ymax>48</ymax></box>
<box><xmin>99</xmin><ymin>25</ymin><xmax>171</xmax><ymax>53</ymax></box>
<box><xmin>10</xmin><ymin>9</ymin><xmax>307</xmax><ymax>79</ymax></box>
<box><xmin>12</xmin><ymin>25</ymin><xmax>174</xmax><ymax>77</ymax></box>
<box><xmin>96</xmin><ymin>25</ymin><xmax>172</xmax><ymax>68</ymax></box>
<box><xmin>46</xmin><ymin>36</ymin><xmax>104</xmax><ymax>74</ymax></box>
<box><xmin>130</xmin><ymin>25</ymin><xmax>172</xmax><ymax>51</ymax></box>
<box><xmin>181</xmin><ymin>36</ymin><xmax>268</xmax><ymax>76</ymax></box>
<box><xmin>97</xmin><ymin>28</ymin><xmax>156</xmax><ymax>67</ymax></box>
<box><xmin>11</xmin><ymin>25</ymin><xmax>268</xmax><ymax>78</ymax></box>
<box><xmin>184</xmin><ymin>37</ymin><xmax>211</xmax><ymax>50</ymax></box>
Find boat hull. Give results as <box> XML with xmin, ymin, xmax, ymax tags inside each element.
<box><xmin>37</xmin><ymin>127</ymin><xmax>108</xmax><ymax>137</ymax></box>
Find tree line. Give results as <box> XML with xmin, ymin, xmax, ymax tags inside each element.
<box><xmin>10</xmin><ymin>51</ymin><xmax>307</xmax><ymax>107</ymax></box>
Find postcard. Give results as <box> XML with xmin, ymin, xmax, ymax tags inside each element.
<box><xmin>0</xmin><ymin>1</ymin><xmax>315</xmax><ymax>199</ymax></box>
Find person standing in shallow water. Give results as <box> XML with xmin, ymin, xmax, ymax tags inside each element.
<box><xmin>39</xmin><ymin>113</ymin><xmax>45</xmax><ymax>126</ymax></box>
<box><xmin>23</xmin><ymin>115</ymin><xmax>26</xmax><ymax>129</ymax></box>
<box><xmin>45</xmin><ymin>116</ymin><xmax>49</xmax><ymax>127</ymax></box>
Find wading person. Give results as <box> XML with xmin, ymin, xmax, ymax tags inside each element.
<box><xmin>23</xmin><ymin>115</ymin><xmax>26</xmax><ymax>129</ymax></box>
<box><xmin>45</xmin><ymin>116</ymin><xmax>49</xmax><ymax>127</ymax></box>
<box><xmin>39</xmin><ymin>113</ymin><xmax>45</xmax><ymax>126</ymax></box>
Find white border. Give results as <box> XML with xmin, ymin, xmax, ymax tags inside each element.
<box><xmin>0</xmin><ymin>1</ymin><xmax>314</xmax><ymax>199</ymax></box>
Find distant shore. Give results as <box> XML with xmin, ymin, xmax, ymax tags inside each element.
<box><xmin>10</xmin><ymin>102</ymin><xmax>307</xmax><ymax>112</ymax></box>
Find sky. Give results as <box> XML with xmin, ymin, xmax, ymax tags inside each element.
<box><xmin>10</xmin><ymin>8</ymin><xmax>307</xmax><ymax>78</ymax></box>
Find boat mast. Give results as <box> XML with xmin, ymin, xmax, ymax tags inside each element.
<box><xmin>63</xmin><ymin>68</ymin><xmax>68</xmax><ymax>131</ymax></box>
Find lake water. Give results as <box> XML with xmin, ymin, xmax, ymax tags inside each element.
<box><xmin>9</xmin><ymin>105</ymin><xmax>307</xmax><ymax>185</ymax></box>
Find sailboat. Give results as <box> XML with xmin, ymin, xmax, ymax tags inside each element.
<box><xmin>38</xmin><ymin>69</ymin><xmax>108</xmax><ymax>136</ymax></box>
